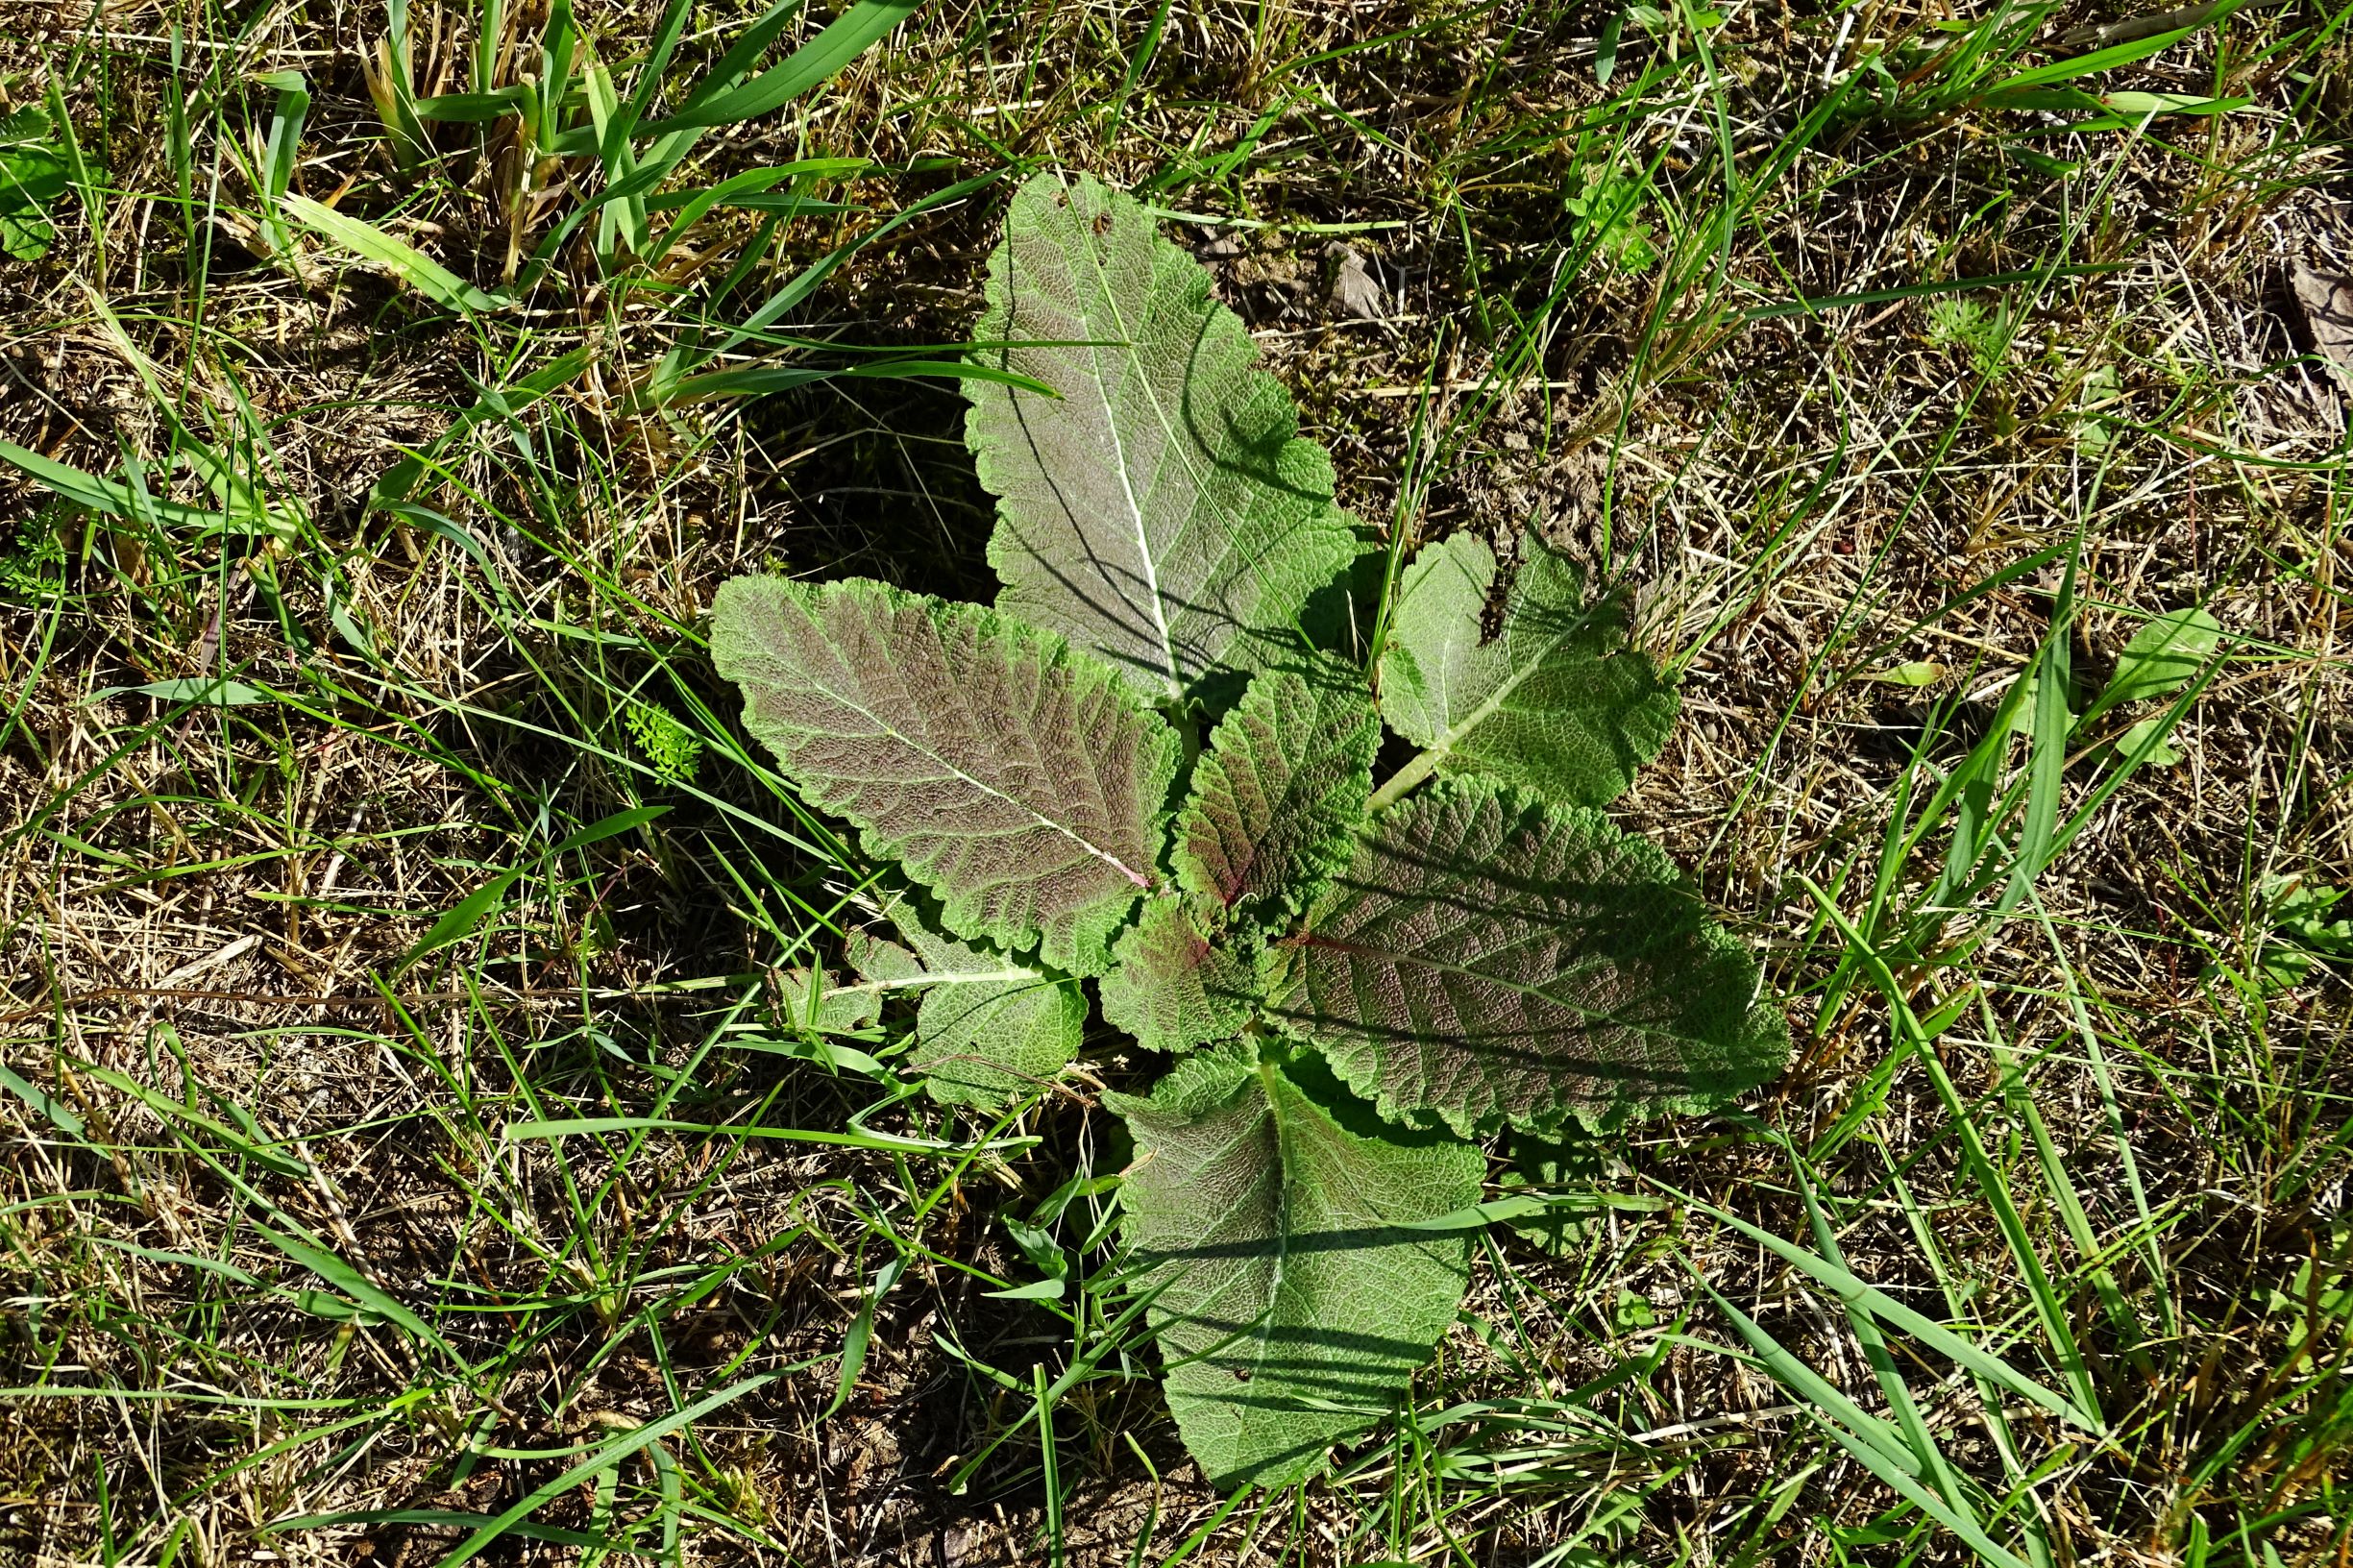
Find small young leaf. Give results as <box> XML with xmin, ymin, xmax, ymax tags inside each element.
<box><xmin>1174</xmin><ymin>658</ymin><xmax>1380</xmax><ymax>926</ymax></box>
<box><xmin>778</xmin><ymin>966</ymin><xmax>881</xmax><ymax>1034</ymax></box>
<box><xmin>911</xmin><ymin>970</ymin><xmax>1087</xmax><ymax>1110</ymax></box>
<box><xmin>1269</xmin><ymin>777</ymin><xmax>1786</xmax><ymax>1135</ymax></box>
<box><xmin>967</xmin><ymin>170</ymin><xmax>1364</xmax><ymax>701</ymax></box>
<box><xmin>844</xmin><ymin>929</ymin><xmax>929</xmax><ymax>987</ymax></box>
<box><xmin>2115</xmin><ymin>716</ymin><xmax>2182</xmax><ymax>767</ymax></box>
<box><xmin>1108</xmin><ymin>1045</ymin><xmax>1483</xmax><ymax>1491</ymax></box>
<box><xmin>1098</xmin><ymin>896</ymin><xmax>1260</xmax><ymax>1053</ymax></box>
<box><xmin>1379</xmin><ymin>535</ymin><xmax>1677</xmax><ymax>808</ymax></box>
<box><xmin>847</xmin><ymin>891</ymin><xmax>1088</xmax><ymax>1109</ymax></box>
<box><xmin>2090</xmin><ymin>606</ymin><xmax>2221</xmax><ymax>718</ymax></box>
<box><xmin>711</xmin><ymin>576</ymin><xmax>1180</xmax><ymax>974</ymax></box>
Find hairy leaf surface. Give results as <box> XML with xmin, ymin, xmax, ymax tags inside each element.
<box><xmin>1097</xmin><ymin>896</ymin><xmax>1260</xmax><ymax>1053</ymax></box>
<box><xmin>1109</xmin><ymin>1046</ymin><xmax>1482</xmax><ymax>1490</ymax></box>
<box><xmin>1174</xmin><ymin>659</ymin><xmax>1379</xmax><ymax>925</ymax></box>
<box><xmin>779</xmin><ymin>966</ymin><xmax>880</xmax><ymax>1035</ymax></box>
<box><xmin>847</xmin><ymin>895</ymin><xmax>1087</xmax><ymax>1109</ymax></box>
<box><xmin>711</xmin><ymin>576</ymin><xmax>1179</xmax><ymax>974</ymax></box>
<box><xmin>1270</xmin><ymin>777</ymin><xmax>1787</xmax><ymax>1134</ymax></box>
<box><xmin>966</xmin><ymin>171</ymin><xmax>1362</xmax><ymax>700</ymax></box>
<box><xmin>1379</xmin><ymin>535</ymin><xmax>1677</xmax><ymax>807</ymax></box>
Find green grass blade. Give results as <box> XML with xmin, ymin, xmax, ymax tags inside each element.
<box><xmin>281</xmin><ymin>193</ymin><xmax>510</xmax><ymax>315</ymax></box>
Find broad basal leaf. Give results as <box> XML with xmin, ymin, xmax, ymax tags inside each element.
<box><xmin>1174</xmin><ymin>659</ymin><xmax>1379</xmax><ymax>926</ymax></box>
<box><xmin>2088</xmin><ymin>605</ymin><xmax>2221</xmax><ymax>719</ymax></box>
<box><xmin>1098</xmin><ymin>896</ymin><xmax>1260</xmax><ymax>1054</ymax></box>
<box><xmin>1268</xmin><ymin>777</ymin><xmax>1786</xmax><ymax>1135</ymax></box>
<box><xmin>1109</xmin><ymin>1045</ymin><xmax>1483</xmax><ymax>1491</ymax></box>
<box><xmin>966</xmin><ymin>170</ymin><xmax>1363</xmax><ymax>701</ymax></box>
<box><xmin>1379</xmin><ymin>534</ymin><xmax>1676</xmax><ymax>808</ymax></box>
<box><xmin>711</xmin><ymin>576</ymin><xmax>1179</xmax><ymax>974</ymax></box>
<box><xmin>848</xmin><ymin>894</ymin><xmax>1088</xmax><ymax>1110</ymax></box>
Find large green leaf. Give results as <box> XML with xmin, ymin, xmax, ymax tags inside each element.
<box><xmin>1378</xmin><ymin>534</ymin><xmax>1677</xmax><ymax>808</ymax></box>
<box><xmin>711</xmin><ymin>576</ymin><xmax>1180</xmax><ymax>974</ymax></box>
<box><xmin>1108</xmin><ymin>1045</ymin><xmax>1483</xmax><ymax>1491</ymax></box>
<box><xmin>1269</xmin><ymin>777</ymin><xmax>1786</xmax><ymax>1135</ymax></box>
<box><xmin>966</xmin><ymin>170</ymin><xmax>1363</xmax><ymax>701</ymax></box>
<box><xmin>1097</xmin><ymin>895</ymin><xmax>1260</xmax><ymax>1054</ymax></box>
<box><xmin>847</xmin><ymin>894</ymin><xmax>1089</xmax><ymax>1109</ymax></box>
<box><xmin>1173</xmin><ymin>658</ymin><xmax>1379</xmax><ymax>926</ymax></box>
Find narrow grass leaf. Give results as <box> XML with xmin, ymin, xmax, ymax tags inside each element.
<box><xmin>1665</xmin><ymin>1179</ymin><xmax>2098</xmax><ymax>1433</ymax></box>
<box><xmin>274</xmin><ymin>1511</ymin><xmax>603</xmax><ymax>1550</ymax></box>
<box><xmin>502</xmin><ymin>1115</ymin><xmax>1035</xmax><ymax>1156</ymax></box>
<box><xmin>80</xmin><ymin>1066</ymin><xmax>307</xmax><ymax>1178</ymax></box>
<box><xmin>1700</xmin><ymin>1284</ymin><xmax>2032</xmax><ymax>1568</ymax></box>
<box><xmin>248</xmin><ymin>1222</ymin><xmax>469</xmax><ymax>1371</ymax></box>
<box><xmin>281</xmin><ymin>193</ymin><xmax>510</xmax><ymax>315</ymax></box>
<box><xmin>437</xmin><ymin>1371</ymin><xmax>785</xmax><ymax>1567</ymax></box>
<box><xmin>639</xmin><ymin>0</ymin><xmax>925</xmax><ymax>135</ymax></box>
<box><xmin>0</xmin><ymin>1061</ymin><xmax>84</xmax><ymax>1136</ymax></box>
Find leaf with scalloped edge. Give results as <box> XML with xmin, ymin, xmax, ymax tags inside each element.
<box><xmin>1107</xmin><ymin>1043</ymin><xmax>1483</xmax><ymax>1491</ymax></box>
<box><xmin>966</xmin><ymin>170</ymin><xmax>1364</xmax><ymax>701</ymax></box>
<box><xmin>846</xmin><ymin>892</ymin><xmax>1087</xmax><ymax>1109</ymax></box>
<box><xmin>1378</xmin><ymin>534</ymin><xmax>1677</xmax><ymax>808</ymax></box>
<box><xmin>711</xmin><ymin>576</ymin><xmax>1180</xmax><ymax>975</ymax></box>
<box><xmin>1174</xmin><ymin>659</ymin><xmax>1379</xmax><ymax>927</ymax></box>
<box><xmin>1098</xmin><ymin>896</ymin><xmax>1261</xmax><ymax>1053</ymax></box>
<box><xmin>1267</xmin><ymin>776</ymin><xmax>1786</xmax><ymax>1135</ymax></box>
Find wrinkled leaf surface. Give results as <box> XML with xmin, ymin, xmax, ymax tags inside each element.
<box><xmin>1098</xmin><ymin>896</ymin><xmax>1260</xmax><ymax>1054</ymax></box>
<box><xmin>1379</xmin><ymin>535</ymin><xmax>1676</xmax><ymax>807</ymax></box>
<box><xmin>711</xmin><ymin>576</ymin><xmax>1178</xmax><ymax>973</ymax></box>
<box><xmin>967</xmin><ymin>171</ymin><xmax>1362</xmax><ymax>700</ymax></box>
<box><xmin>1109</xmin><ymin>1046</ymin><xmax>1482</xmax><ymax>1490</ymax></box>
<box><xmin>1270</xmin><ymin>777</ymin><xmax>1786</xmax><ymax>1134</ymax></box>
<box><xmin>1174</xmin><ymin>658</ymin><xmax>1379</xmax><ymax>926</ymax></box>
<box><xmin>847</xmin><ymin>894</ymin><xmax>1088</xmax><ymax>1109</ymax></box>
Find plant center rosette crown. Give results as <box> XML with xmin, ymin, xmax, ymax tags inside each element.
<box><xmin>709</xmin><ymin>170</ymin><xmax>1788</xmax><ymax>1493</ymax></box>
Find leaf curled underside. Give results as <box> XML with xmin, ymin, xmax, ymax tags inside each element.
<box><xmin>1108</xmin><ymin>1044</ymin><xmax>1483</xmax><ymax>1491</ymax></box>
<box><xmin>710</xmin><ymin>575</ymin><xmax>1179</xmax><ymax>974</ymax></box>
<box><xmin>966</xmin><ymin>169</ymin><xmax>1364</xmax><ymax>702</ymax></box>
<box><xmin>1097</xmin><ymin>895</ymin><xmax>1261</xmax><ymax>1054</ymax></box>
<box><xmin>1174</xmin><ymin>658</ymin><xmax>1380</xmax><ymax>927</ymax></box>
<box><xmin>1379</xmin><ymin>533</ymin><xmax>1678</xmax><ymax>808</ymax></box>
<box><xmin>1268</xmin><ymin>776</ymin><xmax>1788</xmax><ymax>1136</ymax></box>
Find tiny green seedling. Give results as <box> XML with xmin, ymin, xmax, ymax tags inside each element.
<box><xmin>2247</xmin><ymin>874</ymin><xmax>2353</xmax><ymax>992</ymax></box>
<box><xmin>1565</xmin><ymin>159</ymin><xmax>1660</xmax><ymax>274</ymax></box>
<box><xmin>625</xmin><ymin>702</ymin><xmax>704</xmax><ymax>787</ymax></box>
<box><xmin>710</xmin><ymin>171</ymin><xmax>1788</xmax><ymax>1491</ymax></box>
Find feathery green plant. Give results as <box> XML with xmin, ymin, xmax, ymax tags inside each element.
<box><xmin>710</xmin><ymin>170</ymin><xmax>1788</xmax><ymax>1491</ymax></box>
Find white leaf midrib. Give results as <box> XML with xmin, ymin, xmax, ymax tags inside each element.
<box><xmin>1430</xmin><ymin>561</ymin><xmax>1603</xmax><ymax>761</ymax></box>
<box><xmin>1078</xmin><ymin>228</ymin><xmax>1182</xmax><ymax>698</ymax></box>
